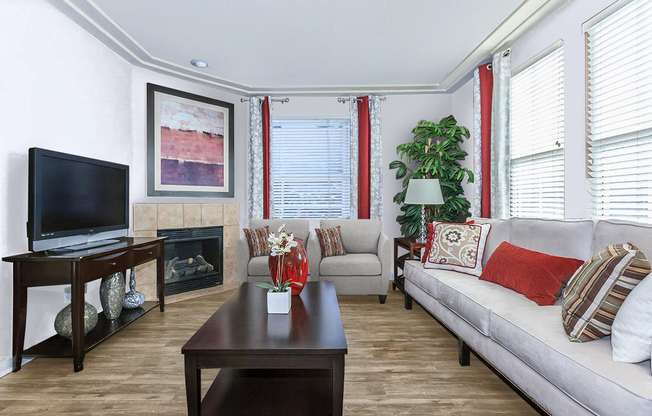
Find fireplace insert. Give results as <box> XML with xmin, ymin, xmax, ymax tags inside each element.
<box><xmin>157</xmin><ymin>226</ymin><xmax>223</xmax><ymax>296</ymax></box>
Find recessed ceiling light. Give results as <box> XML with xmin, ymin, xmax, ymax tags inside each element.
<box><xmin>190</xmin><ymin>59</ymin><xmax>208</xmax><ymax>68</ymax></box>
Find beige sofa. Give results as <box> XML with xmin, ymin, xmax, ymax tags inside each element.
<box><xmin>308</xmin><ymin>219</ymin><xmax>391</xmax><ymax>303</ymax></box>
<box><xmin>404</xmin><ymin>218</ymin><xmax>652</xmax><ymax>416</ymax></box>
<box><xmin>237</xmin><ymin>219</ymin><xmax>391</xmax><ymax>302</ymax></box>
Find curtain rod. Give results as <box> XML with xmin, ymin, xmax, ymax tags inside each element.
<box><xmin>240</xmin><ymin>97</ymin><xmax>290</xmax><ymax>104</ymax></box>
<box><xmin>486</xmin><ymin>48</ymin><xmax>511</xmax><ymax>70</ymax></box>
<box><xmin>337</xmin><ymin>96</ymin><xmax>387</xmax><ymax>103</ymax></box>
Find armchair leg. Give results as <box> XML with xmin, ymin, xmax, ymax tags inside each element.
<box><xmin>458</xmin><ymin>339</ymin><xmax>470</xmax><ymax>366</ymax></box>
<box><xmin>379</xmin><ymin>295</ymin><xmax>387</xmax><ymax>304</ymax></box>
<box><xmin>404</xmin><ymin>294</ymin><xmax>412</xmax><ymax>310</ymax></box>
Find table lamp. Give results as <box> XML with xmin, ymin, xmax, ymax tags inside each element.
<box><xmin>404</xmin><ymin>179</ymin><xmax>444</xmax><ymax>244</ymax></box>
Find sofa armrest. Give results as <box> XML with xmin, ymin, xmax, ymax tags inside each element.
<box><xmin>237</xmin><ymin>237</ymin><xmax>250</xmax><ymax>284</ymax></box>
<box><xmin>307</xmin><ymin>231</ymin><xmax>322</xmax><ymax>281</ymax></box>
<box><xmin>377</xmin><ymin>232</ymin><xmax>391</xmax><ymax>293</ymax></box>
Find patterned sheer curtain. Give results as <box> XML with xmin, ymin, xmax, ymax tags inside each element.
<box><xmin>349</xmin><ymin>96</ymin><xmax>359</xmax><ymax>219</ymax></box>
<box><xmin>491</xmin><ymin>50</ymin><xmax>511</xmax><ymax>219</ymax></box>
<box><xmin>248</xmin><ymin>97</ymin><xmax>264</xmax><ymax>220</ymax></box>
<box><xmin>472</xmin><ymin>69</ymin><xmax>483</xmax><ymax>217</ymax></box>
<box><xmin>369</xmin><ymin>95</ymin><xmax>383</xmax><ymax>221</ymax></box>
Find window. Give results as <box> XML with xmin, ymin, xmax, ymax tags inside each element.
<box><xmin>586</xmin><ymin>0</ymin><xmax>652</xmax><ymax>222</ymax></box>
<box><xmin>510</xmin><ymin>43</ymin><xmax>565</xmax><ymax>218</ymax></box>
<box><xmin>271</xmin><ymin>117</ymin><xmax>351</xmax><ymax>219</ymax></box>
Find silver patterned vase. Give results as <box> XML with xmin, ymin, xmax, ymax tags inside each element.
<box><xmin>123</xmin><ymin>268</ymin><xmax>145</xmax><ymax>310</ymax></box>
<box><xmin>100</xmin><ymin>272</ymin><xmax>125</xmax><ymax>320</ymax></box>
<box><xmin>54</xmin><ymin>302</ymin><xmax>98</xmax><ymax>339</ymax></box>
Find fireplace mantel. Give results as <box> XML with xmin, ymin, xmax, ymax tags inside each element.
<box><xmin>132</xmin><ymin>203</ymin><xmax>239</xmax><ymax>302</ymax></box>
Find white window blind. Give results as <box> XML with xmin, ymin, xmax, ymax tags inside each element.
<box><xmin>510</xmin><ymin>43</ymin><xmax>565</xmax><ymax>218</ymax></box>
<box><xmin>586</xmin><ymin>0</ymin><xmax>652</xmax><ymax>222</ymax></box>
<box><xmin>271</xmin><ymin>117</ymin><xmax>351</xmax><ymax>219</ymax></box>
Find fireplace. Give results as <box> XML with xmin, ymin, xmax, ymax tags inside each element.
<box><xmin>158</xmin><ymin>226</ymin><xmax>223</xmax><ymax>296</ymax></box>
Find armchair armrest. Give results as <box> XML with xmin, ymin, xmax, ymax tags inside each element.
<box><xmin>237</xmin><ymin>237</ymin><xmax>250</xmax><ymax>284</ymax></box>
<box><xmin>307</xmin><ymin>231</ymin><xmax>322</xmax><ymax>281</ymax></box>
<box><xmin>377</xmin><ymin>232</ymin><xmax>391</xmax><ymax>294</ymax></box>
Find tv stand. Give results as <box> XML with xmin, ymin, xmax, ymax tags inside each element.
<box><xmin>47</xmin><ymin>238</ymin><xmax>121</xmax><ymax>253</ymax></box>
<box><xmin>2</xmin><ymin>236</ymin><xmax>167</xmax><ymax>373</ymax></box>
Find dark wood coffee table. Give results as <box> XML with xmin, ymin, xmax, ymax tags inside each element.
<box><xmin>182</xmin><ymin>282</ymin><xmax>348</xmax><ymax>416</ymax></box>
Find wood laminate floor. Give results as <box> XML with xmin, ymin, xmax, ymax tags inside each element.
<box><xmin>0</xmin><ymin>288</ymin><xmax>538</xmax><ymax>415</ymax></box>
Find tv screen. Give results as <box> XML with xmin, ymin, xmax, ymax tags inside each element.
<box><xmin>29</xmin><ymin>148</ymin><xmax>129</xmax><ymax>251</ymax></box>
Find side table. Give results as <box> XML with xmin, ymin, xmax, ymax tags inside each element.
<box><xmin>393</xmin><ymin>237</ymin><xmax>426</xmax><ymax>294</ymax></box>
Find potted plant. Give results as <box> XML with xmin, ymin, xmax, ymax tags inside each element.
<box><xmin>389</xmin><ymin>116</ymin><xmax>474</xmax><ymax>237</ymax></box>
<box><xmin>256</xmin><ymin>224</ymin><xmax>304</xmax><ymax>314</ymax></box>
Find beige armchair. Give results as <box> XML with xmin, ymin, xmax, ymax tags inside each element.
<box><xmin>237</xmin><ymin>219</ymin><xmax>319</xmax><ymax>285</ymax></box>
<box><xmin>308</xmin><ymin>219</ymin><xmax>391</xmax><ymax>303</ymax></box>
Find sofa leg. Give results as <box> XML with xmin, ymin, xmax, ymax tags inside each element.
<box><xmin>458</xmin><ymin>339</ymin><xmax>470</xmax><ymax>366</ymax></box>
<box><xmin>378</xmin><ymin>295</ymin><xmax>387</xmax><ymax>304</ymax></box>
<box><xmin>404</xmin><ymin>294</ymin><xmax>412</xmax><ymax>310</ymax></box>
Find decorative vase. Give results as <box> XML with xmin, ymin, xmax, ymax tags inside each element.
<box><xmin>100</xmin><ymin>272</ymin><xmax>125</xmax><ymax>320</ymax></box>
<box><xmin>267</xmin><ymin>289</ymin><xmax>291</xmax><ymax>314</ymax></box>
<box><xmin>54</xmin><ymin>302</ymin><xmax>98</xmax><ymax>339</ymax></box>
<box><xmin>268</xmin><ymin>238</ymin><xmax>309</xmax><ymax>296</ymax></box>
<box><xmin>123</xmin><ymin>268</ymin><xmax>145</xmax><ymax>310</ymax></box>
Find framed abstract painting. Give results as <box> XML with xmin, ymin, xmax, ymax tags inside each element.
<box><xmin>146</xmin><ymin>83</ymin><xmax>234</xmax><ymax>197</ymax></box>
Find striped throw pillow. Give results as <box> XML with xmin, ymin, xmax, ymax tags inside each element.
<box><xmin>315</xmin><ymin>226</ymin><xmax>347</xmax><ymax>257</ymax></box>
<box><xmin>243</xmin><ymin>226</ymin><xmax>270</xmax><ymax>258</ymax></box>
<box><xmin>562</xmin><ymin>243</ymin><xmax>651</xmax><ymax>342</ymax></box>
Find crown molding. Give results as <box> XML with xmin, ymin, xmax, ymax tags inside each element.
<box><xmin>47</xmin><ymin>0</ymin><xmax>569</xmax><ymax>96</ymax></box>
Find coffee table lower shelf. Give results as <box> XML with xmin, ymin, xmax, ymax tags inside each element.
<box><xmin>202</xmin><ymin>368</ymin><xmax>333</xmax><ymax>416</ymax></box>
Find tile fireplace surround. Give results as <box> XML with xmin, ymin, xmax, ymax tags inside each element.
<box><xmin>132</xmin><ymin>203</ymin><xmax>240</xmax><ymax>303</ymax></box>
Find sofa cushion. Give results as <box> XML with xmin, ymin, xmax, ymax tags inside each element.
<box><xmin>423</xmin><ymin>222</ymin><xmax>492</xmax><ymax>277</ymax></box>
<box><xmin>403</xmin><ymin>260</ymin><xmax>462</xmax><ymax>299</ymax></box>
<box><xmin>490</xmin><ymin>305</ymin><xmax>652</xmax><ymax>416</ymax></box>
<box><xmin>594</xmin><ymin>220</ymin><xmax>652</xmax><ymax>261</ymax></box>
<box><xmin>612</xmin><ymin>275</ymin><xmax>652</xmax><ymax>363</ymax></box>
<box><xmin>320</xmin><ymin>219</ymin><xmax>381</xmax><ymax>254</ymax></box>
<box><xmin>509</xmin><ymin>218</ymin><xmax>594</xmax><ymax>261</ymax></box>
<box><xmin>479</xmin><ymin>242</ymin><xmax>584</xmax><ymax>306</ymax></box>
<box><xmin>249</xmin><ymin>219</ymin><xmax>310</xmax><ymax>245</ymax></box>
<box><xmin>248</xmin><ymin>255</ymin><xmax>270</xmax><ymax>276</ymax></box>
<box><xmin>319</xmin><ymin>253</ymin><xmax>381</xmax><ymax>276</ymax></box>
<box><xmin>468</xmin><ymin>217</ymin><xmax>511</xmax><ymax>266</ymax></box>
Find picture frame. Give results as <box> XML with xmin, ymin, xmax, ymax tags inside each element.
<box><xmin>147</xmin><ymin>83</ymin><xmax>234</xmax><ymax>197</ymax></box>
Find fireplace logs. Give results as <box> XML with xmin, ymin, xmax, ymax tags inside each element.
<box><xmin>164</xmin><ymin>255</ymin><xmax>215</xmax><ymax>281</ymax></box>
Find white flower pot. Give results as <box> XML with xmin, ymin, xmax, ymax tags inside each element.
<box><xmin>267</xmin><ymin>289</ymin><xmax>291</xmax><ymax>314</ymax></box>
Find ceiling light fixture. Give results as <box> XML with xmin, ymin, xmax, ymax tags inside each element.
<box><xmin>190</xmin><ymin>59</ymin><xmax>208</xmax><ymax>68</ymax></box>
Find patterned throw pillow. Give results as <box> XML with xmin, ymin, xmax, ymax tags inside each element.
<box><xmin>423</xmin><ymin>222</ymin><xmax>492</xmax><ymax>276</ymax></box>
<box><xmin>562</xmin><ymin>243</ymin><xmax>651</xmax><ymax>343</ymax></box>
<box><xmin>315</xmin><ymin>226</ymin><xmax>347</xmax><ymax>257</ymax></box>
<box><xmin>243</xmin><ymin>226</ymin><xmax>270</xmax><ymax>258</ymax></box>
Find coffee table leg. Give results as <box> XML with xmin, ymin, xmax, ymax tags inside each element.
<box><xmin>185</xmin><ymin>355</ymin><xmax>201</xmax><ymax>416</ymax></box>
<box><xmin>332</xmin><ymin>355</ymin><xmax>345</xmax><ymax>416</ymax></box>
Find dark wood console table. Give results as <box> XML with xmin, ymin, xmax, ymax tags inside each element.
<box><xmin>2</xmin><ymin>236</ymin><xmax>167</xmax><ymax>373</ymax></box>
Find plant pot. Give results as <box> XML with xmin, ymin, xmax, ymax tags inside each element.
<box><xmin>268</xmin><ymin>238</ymin><xmax>309</xmax><ymax>296</ymax></box>
<box><xmin>267</xmin><ymin>289</ymin><xmax>291</xmax><ymax>314</ymax></box>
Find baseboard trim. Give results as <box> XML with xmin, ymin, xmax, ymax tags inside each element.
<box><xmin>0</xmin><ymin>357</ymin><xmax>34</xmax><ymax>379</ymax></box>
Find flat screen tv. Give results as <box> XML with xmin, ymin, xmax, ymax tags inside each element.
<box><xmin>28</xmin><ymin>148</ymin><xmax>129</xmax><ymax>252</ymax></box>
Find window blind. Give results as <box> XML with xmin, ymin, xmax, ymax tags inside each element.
<box><xmin>510</xmin><ymin>44</ymin><xmax>565</xmax><ymax>218</ymax></box>
<box><xmin>586</xmin><ymin>0</ymin><xmax>652</xmax><ymax>222</ymax></box>
<box><xmin>271</xmin><ymin>117</ymin><xmax>351</xmax><ymax>219</ymax></box>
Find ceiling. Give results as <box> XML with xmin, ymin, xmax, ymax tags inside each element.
<box><xmin>48</xmin><ymin>0</ymin><xmax>569</xmax><ymax>95</ymax></box>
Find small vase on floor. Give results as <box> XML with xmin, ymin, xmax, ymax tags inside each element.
<box><xmin>123</xmin><ymin>268</ymin><xmax>145</xmax><ymax>310</ymax></box>
<box><xmin>100</xmin><ymin>272</ymin><xmax>125</xmax><ymax>320</ymax></box>
<box><xmin>54</xmin><ymin>302</ymin><xmax>98</xmax><ymax>339</ymax></box>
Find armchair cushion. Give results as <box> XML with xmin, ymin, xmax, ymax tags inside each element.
<box><xmin>243</xmin><ymin>226</ymin><xmax>270</xmax><ymax>257</ymax></box>
<box><xmin>248</xmin><ymin>256</ymin><xmax>270</xmax><ymax>276</ymax></box>
<box><xmin>315</xmin><ymin>226</ymin><xmax>347</xmax><ymax>257</ymax></box>
<box><xmin>320</xmin><ymin>253</ymin><xmax>381</xmax><ymax>276</ymax></box>
<box><xmin>320</xmin><ymin>219</ymin><xmax>381</xmax><ymax>254</ymax></box>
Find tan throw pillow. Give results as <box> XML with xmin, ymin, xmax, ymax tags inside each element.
<box><xmin>315</xmin><ymin>226</ymin><xmax>347</xmax><ymax>257</ymax></box>
<box><xmin>562</xmin><ymin>243</ymin><xmax>651</xmax><ymax>342</ymax></box>
<box><xmin>243</xmin><ymin>226</ymin><xmax>270</xmax><ymax>258</ymax></box>
<box><xmin>423</xmin><ymin>222</ymin><xmax>492</xmax><ymax>277</ymax></box>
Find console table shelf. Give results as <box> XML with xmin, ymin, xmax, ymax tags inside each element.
<box><xmin>23</xmin><ymin>301</ymin><xmax>158</xmax><ymax>358</ymax></box>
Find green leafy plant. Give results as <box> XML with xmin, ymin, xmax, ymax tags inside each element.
<box><xmin>255</xmin><ymin>280</ymin><xmax>303</xmax><ymax>293</ymax></box>
<box><xmin>389</xmin><ymin>116</ymin><xmax>474</xmax><ymax>237</ymax></box>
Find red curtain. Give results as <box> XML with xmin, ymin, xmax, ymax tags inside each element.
<box><xmin>357</xmin><ymin>96</ymin><xmax>371</xmax><ymax>219</ymax></box>
<box><xmin>262</xmin><ymin>97</ymin><xmax>271</xmax><ymax>219</ymax></box>
<box><xmin>478</xmin><ymin>65</ymin><xmax>493</xmax><ymax>218</ymax></box>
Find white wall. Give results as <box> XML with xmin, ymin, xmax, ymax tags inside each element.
<box><xmin>271</xmin><ymin>95</ymin><xmax>454</xmax><ymax>241</ymax></box>
<box><xmin>0</xmin><ymin>0</ymin><xmax>134</xmax><ymax>359</ymax></box>
<box><xmin>450</xmin><ymin>0</ymin><xmax>617</xmax><ymax>219</ymax></box>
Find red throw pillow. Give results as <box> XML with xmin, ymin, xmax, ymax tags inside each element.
<box><xmin>421</xmin><ymin>220</ymin><xmax>474</xmax><ymax>263</ymax></box>
<box><xmin>479</xmin><ymin>242</ymin><xmax>585</xmax><ymax>306</ymax></box>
